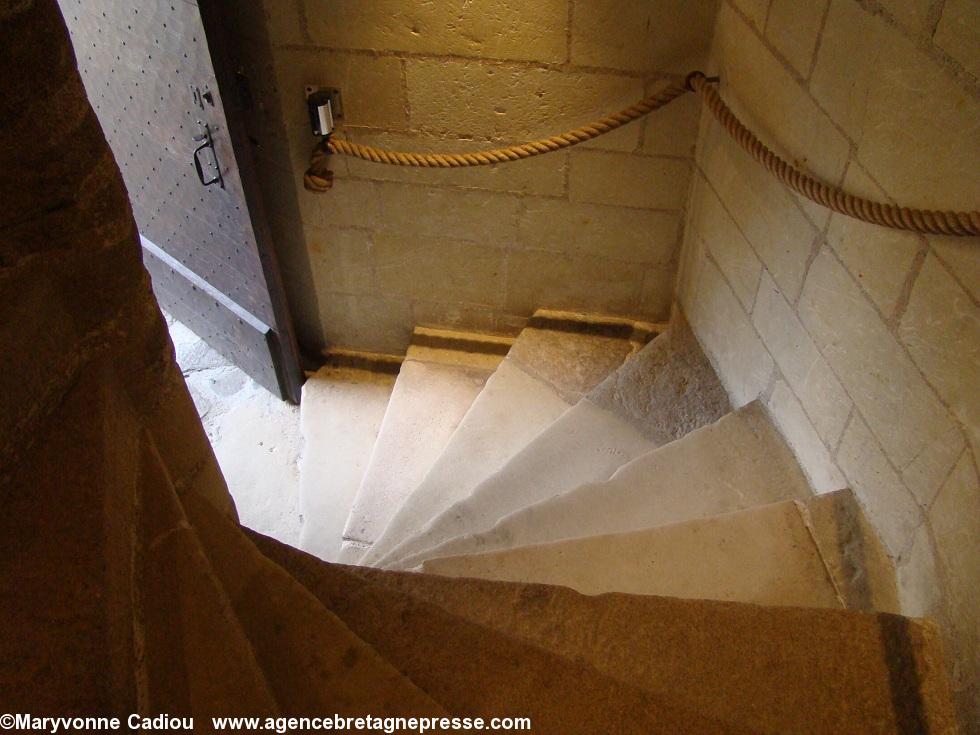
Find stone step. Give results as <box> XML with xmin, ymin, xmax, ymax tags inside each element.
<box><xmin>0</xmin><ymin>361</ymin><xmax>262</xmax><ymax>717</ymax></box>
<box><xmin>422</xmin><ymin>491</ymin><xmax>895</xmax><ymax>610</ymax></box>
<box><xmin>408</xmin><ymin>400</ymin><xmax>812</xmax><ymax>569</ymax></box>
<box><xmin>381</xmin><ymin>315</ymin><xmax>731</xmax><ymax>570</ymax></box>
<box><xmin>139</xmin><ymin>436</ymin><xmax>280</xmax><ymax>717</ymax></box>
<box><xmin>338</xmin><ymin>327</ymin><xmax>512</xmax><ymax>563</ymax></box>
<box><xmin>297</xmin><ymin>354</ymin><xmax>398</xmax><ymax>562</ymax></box>
<box><xmin>362</xmin><ymin>310</ymin><xmax>657</xmax><ymax>566</ymax></box>
<box><xmin>250</xmin><ymin>531</ymin><xmax>755</xmax><ymax>735</ymax></box>
<box><xmin>182</xmin><ymin>489</ymin><xmax>446</xmax><ymax>717</ymax></box>
<box><xmin>353</xmin><ymin>567</ymin><xmax>956</xmax><ymax>735</ymax></box>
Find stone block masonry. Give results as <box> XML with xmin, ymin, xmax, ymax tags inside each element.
<box><xmin>1</xmin><ymin>0</ymin><xmax>241</xmax><ymax>712</ymax></box>
<box><xmin>230</xmin><ymin>0</ymin><xmax>719</xmax><ymax>355</ymax></box>
<box><xmin>675</xmin><ymin>0</ymin><xmax>979</xmax><ymax>729</ymax></box>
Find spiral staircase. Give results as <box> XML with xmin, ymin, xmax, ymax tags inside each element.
<box><xmin>172</xmin><ymin>309</ymin><xmax>949</xmax><ymax>734</ymax></box>
<box><xmin>0</xmin><ymin>2</ymin><xmax>962</xmax><ymax>733</ymax></box>
<box><xmin>6</xmin><ymin>318</ymin><xmax>957</xmax><ymax>733</ymax></box>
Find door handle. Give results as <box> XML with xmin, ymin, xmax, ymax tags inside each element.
<box><xmin>192</xmin><ymin>124</ymin><xmax>224</xmax><ymax>188</ymax></box>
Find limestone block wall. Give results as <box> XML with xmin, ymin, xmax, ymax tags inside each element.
<box><xmin>675</xmin><ymin>0</ymin><xmax>979</xmax><ymax>723</ymax></box>
<box><xmin>232</xmin><ymin>0</ymin><xmax>718</xmax><ymax>354</ymax></box>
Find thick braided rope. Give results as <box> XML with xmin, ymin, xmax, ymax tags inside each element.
<box><xmin>303</xmin><ymin>80</ymin><xmax>690</xmax><ymax>191</ymax></box>
<box><xmin>688</xmin><ymin>74</ymin><xmax>980</xmax><ymax>236</ymax></box>
<box><xmin>305</xmin><ymin>72</ymin><xmax>980</xmax><ymax>237</ymax></box>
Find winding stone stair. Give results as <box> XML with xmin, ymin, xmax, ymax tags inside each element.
<box><xmin>2</xmin><ymin>3</ymin><xmax>962</xmax><ymax>731</ymax></box>
<box><xmin>278</xmin><ymin>310</ymin><xmax>959</xmax><ymax>732</ymax></box>
<box><xmin>2</xmin><ymin>307</ymin><xmax>958</xmax><ymax>733</ymax></box>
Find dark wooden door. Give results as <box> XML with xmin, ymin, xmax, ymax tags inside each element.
<box><xmin>59</xmin><ymin>0</ymin><xmax>303</xmax><ymax>402</ymax></box>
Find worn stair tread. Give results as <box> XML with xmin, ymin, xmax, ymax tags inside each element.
<box><xmin>249</xmin><ymin>530</ymin><xmax>757</xmax><ymax>735</ymax></box>
<box><xmin>382</xmin><ymin>316</ymin><xmax>730</xmax><ymax>570</ymax></box>
<box><xmin>363</xmin><ymin>310</ymin><xmax>655</xmax><ymax>567</ymax></box>
<box><xmin>412</xmin><ymin>400</ymin><xmax>814</xmax><ymax>568</ymax></box>
<box><xmin>385</xmin><ymin>399</ymin><xmax>655</xmax><ymax>570</ymax></box>
<box><xmin>360</xmin><ymin>360</ymin><xmax>569</xmax><ymax>567</ymax></box>
<box><xmin>140</xmin><ymin>437</ymin><xmax>280</xmax><ymax>718</ymax></box>
<box><xmin>422</xmin><ymin>494</ymin><xmax>870</xmax><ymax>609</ymax></box>
<box><xmin>804</xmin><ymin>488</ymin><xmax>900</xmax><ymax>612</ymax></box>
<box><xmin>339</xmin><ymin>328</ymin><xmax>511</xmax><ymax>562</ymax></box>
<box><xmin>297</xmin><ymin>359</ymin><xmax>397</xmax><ymax>562</ymax></box>
<box><xmin>352</xmin><ymin>567</ymin><xmax>957</xmax><ymax>735</ymax></box>
<box><xmin>181</xmin><ymin>489</ymin><xmax>447</xmax><ymax>717</ymax></box>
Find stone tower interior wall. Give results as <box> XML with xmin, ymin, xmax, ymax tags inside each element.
<box><xmin>228</xmin><ymin>0</ymin><xmax>718</xmax><ymax>354</ymax></box>
<box><xmin>674</xmin><ymin>0</ymin><xmax>979</xmax><ymax>722</ymax></box>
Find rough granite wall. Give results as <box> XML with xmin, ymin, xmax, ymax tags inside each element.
<box><xmin>230</xmin><ymin>0</ymin><xmax>719</xmax><ymax>354</ymax></box>
<box><xmin>675</xmin><ymin>0</ymin><xmax>979</xmax><ymax>726</ymax></box>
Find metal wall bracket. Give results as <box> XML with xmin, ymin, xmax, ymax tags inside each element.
<box><xmin>305</xmin><ymin>86</ymin><xmax>343</xmax><ymax>136</ymax></box>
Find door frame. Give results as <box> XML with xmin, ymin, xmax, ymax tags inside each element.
<box><xmin>195</xmin><ymin>0</ymin><xmax>305</xmax><ymax>404</ymax></box>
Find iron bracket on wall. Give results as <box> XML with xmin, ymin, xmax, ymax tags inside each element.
<box><xmin>305</xmin><ymin>86</ymin><xmax>343</xmax><ymax>136</ymax></box>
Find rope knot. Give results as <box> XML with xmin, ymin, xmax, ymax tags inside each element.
<box><xmin>303</xmin><ymin>138</ymin><xmax>334</xmax><ymax>193</ymax></box>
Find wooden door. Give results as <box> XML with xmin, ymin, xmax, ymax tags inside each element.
<box><xmin>59</xmin><ymin>0</ymin><xmax>303</xmax><ymax>402</ymax></box>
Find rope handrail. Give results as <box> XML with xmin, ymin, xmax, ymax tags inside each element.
<box><xmin>302</xmin><ymin>78</ymin><xmax>690</xmax><ymax>188</ymax></box>
<box><xmin>304</xmin><ymin>72</ymin><xmax>980</xmax><ymax>237</ymax></box>
<box><xmin>687</xmin><ymin>75</ymin><xmax>979</xmax><ymax>237</ymax></box>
